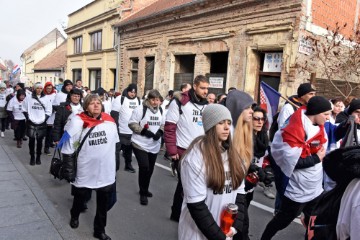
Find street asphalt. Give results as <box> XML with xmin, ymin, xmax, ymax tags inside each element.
<box><xmin>0</xmin><ymin>131</ymin><xmax>305</xmax><ymax>239</ymax></box>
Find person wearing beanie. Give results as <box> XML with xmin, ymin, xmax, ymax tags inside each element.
<box><xmin>179</xmin><ymin>104</ymin><xmax>247</xmax><ymax>240</ymax></box>
<box><xmin>164</xmin><ymin>75</ymin><xmax>209</xmax><ymax>222</ymax></box>
<box><xmin>22</xmin><ymin>82</ymin><xmax>52</xmax><ymax>165</ymax></box>
<box><xmin>277</xmin><ymin>82</ymin><xmax>316</xmax><ymax>130</ymax></box>
<box><xmin>52</xmin><ymin>88</ymin><xmax>83</xmax><ymax>147</ymax></box>
<box><xmin>110</xmin><ymin>83</ymin><xmax>141</xmax><ymax>173</ymax></box>
<box><xmin>53</xmin><ymin>79</ymin><xmax>73</xmax><ymax>112</ymax></box>
<box><xmin>261</xmin><ymin>96</ymin><xmax>332</xmax><ymax>240</ymax></box>
<box><xmin>335</xmin><ymin>98</ymin><xmax>360</xmax><ymax>147</ymax></box>
<box><xmin>223</xmin><ymin>89</ymin><xmax>255</xmax><ymax>240</ymax></box>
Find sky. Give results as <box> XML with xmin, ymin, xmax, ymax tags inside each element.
<box><xmin>0</xmin><ymin>0</ymin><xmax>94</xmax><ymax>64</ymax></box>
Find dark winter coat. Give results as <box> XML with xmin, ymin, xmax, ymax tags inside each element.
<box><xmin>52</xmin><ymin>102</ymin><xmax>72</xmax><ymax>142</ymax></box>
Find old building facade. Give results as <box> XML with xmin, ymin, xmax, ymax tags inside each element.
<box><xmin>114</xmin><ymin>0</ymin><xmax>360</xmax><ymax>100</ymax></box>
<box><xmin>65</xmin><ymin>0</ymin><xmax>158</xmax><ymax>91</ymax></box>
<box><xmin>33</xmin><ymin>41</ymin><xmax>67</xmax><ymax>86</ymax></box>
<box><xmin>20</xmin><ymin>28</ymin><xmax>65</xmax><ymax>87</ymax></box>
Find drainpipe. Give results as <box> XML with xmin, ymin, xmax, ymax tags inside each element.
<box><xmin>114</xmin><ymin>0</ymin><xmax>134</xmax><ymax>91</ymax></box>
<box><xmin>114</xmin><ymin>29</ymin><xmax>120</xmax><ymax>92</ymax></box>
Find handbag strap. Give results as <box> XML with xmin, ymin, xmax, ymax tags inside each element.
<box><xmin>52</xmin><ymin>148</ymin><xmax>62</xmax><ymax>159</ymax></box>
<box><xmin>34</xmin><ymin>97</ymin><xmax>46</xmax><ymax>112</ymax></box>
<box><xmin>76</xmin><ymin>126</ymin><xmax>96</xmax><ymax>154</ymax></box>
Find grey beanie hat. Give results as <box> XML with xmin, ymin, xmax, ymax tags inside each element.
<box><xmin>202</xmin><ymin>104</ymin><xmax>232</xmax><ymax>132</ymax></box>
<box><xmin>225</xmin><ymin>90</ymin><xmax>255</xmax><ymax>127</ymax></box>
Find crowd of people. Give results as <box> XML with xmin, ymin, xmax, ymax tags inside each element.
<box><xmin>0</xmin><ymin>75</ymin><xmax>359</xmax><ymax>240</ymax></box>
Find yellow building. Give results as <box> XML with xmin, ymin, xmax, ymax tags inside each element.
<box><xmin>65</xmin><ymin>0</ymin><xmax>124</xmax><ymax>91</ymax></box>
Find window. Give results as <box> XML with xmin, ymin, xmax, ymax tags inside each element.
<box><xmin>90</xmin><ymin>31</ymin><xmax>102</xmax><ymax>51</ymax></box>
<box><xmin>74</xmin><ymin>36</ymin><xmax>82</xmax><ymax>54</ymax></box>
<box><xmin>130</xmin><ymin>58</ymin><xmax>139</xmax><ymax>84</ymax></box>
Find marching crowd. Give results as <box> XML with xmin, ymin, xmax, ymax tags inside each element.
<box><xmin>0</xmin><ymin>75</ymin><xmax>359</xmax><ymax>240</ymax></box>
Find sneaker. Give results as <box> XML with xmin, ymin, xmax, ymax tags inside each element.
<box><xmin>1</xmin><ymin>132</ymin><xmax>4</xmax><ymax>138</ymax></box>
<box><xmin>258</xmin><ymin>182</ymin><xmax>266</xmax><ymax>190</ymax></box>
<box><xmin>263</xmin><ymin>186</ymin><xmax>275</xmax><ymax>199</ymax></box>
<box><xmin>124</xmin><ymin>164</ymin><xmax>136</xmax><ymax>173</ymax></box>
<box><xmin>44</xmin><ymin>148</ymin><xmax>51</xmax><ymax>155</ymax></box>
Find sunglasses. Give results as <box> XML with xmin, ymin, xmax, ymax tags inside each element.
<box><xmin>253</xmin><ymin>116</ymin><xmax>266</xmax><ymax>122</ymax></box>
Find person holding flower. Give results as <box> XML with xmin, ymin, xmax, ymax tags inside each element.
<box><xmin>128</xmin><ymin>90</ymin><xmax>164</xmax><ymax>205</ymax></box>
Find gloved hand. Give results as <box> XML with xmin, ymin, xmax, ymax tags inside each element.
<box><xmin>245</xmin><ymin>178</ymin><xmax>254</xmax><ymax>192</ymax></box>
<box><xmin>153</xmin><ymin>129</ymin><xmax>163</xmax><ymax>141</ymax></box>
<box><xmin>248</xmin><ymin>163</ymin><xmax>258</xmax><ymax>173</ymax></box>
<box><xmin>257</xmin><ymin>167</ymin><xmax>265</xmax><ymax>182</ymax></box>
<box><xmin>141</xmin><ymin>128</ymin><xmax>155</xmax><ymax>138</ymax></box>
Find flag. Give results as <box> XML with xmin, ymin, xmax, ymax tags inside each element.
<box><xmin>260</xmin><ymin>81</ymin><xmax>281</xmax><ymax>125</ymax></box>
<box><xmin>12</xmin><ymin>65</ymin><xmax>20</xmax><ymax>75</ymax></box>
<box><xmin>270</xmin><ymin>107</ymin><xmax>327</xmax><ymax>196</ymax></box>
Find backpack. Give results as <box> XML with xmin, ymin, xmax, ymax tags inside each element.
<box><xmin>141</xmin><ymin>105</ymin><xmax>163</xmax><ymax>120</ymax></box>
<box><xmin>307</xmin><ymin>184</ymin><xmax>347</xmax><ymax>240</ymax></box>
<box><xmin>121</xmin><ymin>96</ymin><xmax>141</xmax><ymax>105</ymax></box>
<box><xmin>167</xmin><ymin>97</ymin><xmax>183</xmax><ymax>115</ymax></box>
<box><xmin>269</xmin><ymin>103</ymin><xmax>298</xmax><ymax>142</ymax></box>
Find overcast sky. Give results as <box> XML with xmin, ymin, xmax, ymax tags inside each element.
<box><xmin>0</xmin><ymin>0</ymin><xmax>93</xmax><ymax>64</ymax></box>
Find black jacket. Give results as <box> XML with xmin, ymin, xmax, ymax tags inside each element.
<box><xmin>52</xmin><ymin>102</ymin><xmax>72</xmax><ymax>142</ymax></box>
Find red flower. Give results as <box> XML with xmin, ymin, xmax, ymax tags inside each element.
<box><xmin>144</xmin><ymin>123</ymin><xmax>149</xmax><ymax>129</ymax></box>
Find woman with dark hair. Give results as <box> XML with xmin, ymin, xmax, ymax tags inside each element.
<box><xmin>6</xmin><ymin>90</ymin><xmax>26</xmax><ymax>148</ymax></box>
<box><xmin>128</xmin><ymin>89</ymin><xmax>164</xmax><ymax>205</ymax></box>
<box><xmin>52</xmin><ymin>88</ymin><xmax>83</xmax><ymax>144</ymax></box>
<box><xmin>247</xmin><ymin>107</ymin><xmax>273</xmax><ymax>202</ymax></box>
<box><xmin>179</xmin><ymin>104</ymin><xmax>247</xmax><ymax>240</ymax></box>
<box><xmin>60</xmin><ymin>94</ymin><xmax>118</xmax><ymax>240</ymax></box>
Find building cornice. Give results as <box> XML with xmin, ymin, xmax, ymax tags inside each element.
<box><xmin>67</xmin><ymin>48</ymin><xmax>115</xmax><ymax>58</ymax></box>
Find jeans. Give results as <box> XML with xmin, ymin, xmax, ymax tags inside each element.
<box><xmin>261</xmin><ymin>195</ymin><xmax>321</xmax><ymax>240</ymax></box>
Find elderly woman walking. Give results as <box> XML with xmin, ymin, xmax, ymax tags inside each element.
<box><xmin>59</xmin><ymin>94</ymin><xmax>119</xmax><ymax>240</ymax></box>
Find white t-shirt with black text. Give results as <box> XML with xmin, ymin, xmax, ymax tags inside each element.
<box><xmin>6</xmin><ymin>97</ymin><xmax>25</xmax><ymax>120</ymax></box>
<box><xmin>179</xmin><ymin>143</ymin><xmax>242</xmax><ymax>240</ymax></box>
<box><xmin>111</xmin><ymin>96</ymin><xmax>140</xmax><ymax>134</ymax></box>
<box><xmin>129</xmin><ymin>105</ymin><xmax>164</xmax><ymax>153</ymax></box>
<box><xmin>22</xmin><ymin>95</ymin><xmax>52</xmax><ymax>124</ymax></box>
<box><xmin>166</xmin><ymin>100</ymin><xmax>206</xmax><ymax>149</ymax></box>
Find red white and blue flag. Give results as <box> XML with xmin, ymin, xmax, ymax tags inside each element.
<box><xmin>12</xmin><ymin>65</ymin><xmax>20</xmax><ymax>75</ymax></box>
<box><xmin>270</xmin><ymin>107</ymin><xmax>327</xmax><ymax>196</ymax></box>
<box><xmin>260</xmin><ymin>81</ymin><xmax>281</xmax><ymax>125</ymax></box>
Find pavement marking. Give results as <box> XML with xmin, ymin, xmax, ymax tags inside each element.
<box><xmin>155</xmin><ymin>162</ymin><xmax>302</xmax><ymax>225</ymax></box>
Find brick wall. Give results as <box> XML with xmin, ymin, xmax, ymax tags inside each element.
<box><xmin>315</xmin><ymin>79</ymin><xmax>360</xmax><ymax>99</ymax></box>
<box><xmin>312</xmin><ymin>0</ymin><xmax>359</xmax><ymax>38</ymax></box>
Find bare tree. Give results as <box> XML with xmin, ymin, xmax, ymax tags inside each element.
<box><xmin>296</xmin><ymin>22</ymin><xmax>360</xmax><ymax>98</ymax></box>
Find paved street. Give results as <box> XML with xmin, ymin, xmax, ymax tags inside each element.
<box><xmin>1</xmin><ymin>133</ymin><xmax>305</xmax><ymax>240</ymax></box>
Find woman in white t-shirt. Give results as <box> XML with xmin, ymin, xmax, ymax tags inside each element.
<box><xmin>6</xmin><ymin>89</ymin><xmax>26</xmax><ymax>148</ymax></box>
<box><xmin>129</xmin><ymin>89</ymin><xmax>164</xmax><ymax>206</ymax></box>
<box><xmin>179</xmin><ymin>104</ymin><xmax>247</xmax><ymax>240</ymax></box>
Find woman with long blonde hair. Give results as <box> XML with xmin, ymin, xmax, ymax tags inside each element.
<box><xmin>225</xmin><ymin>89</ymin><xmax>255</xmax><ymax>240</ymax></box>
<box><xmin>179</xmin><ymin>104</ymin><xmax>247</xmax><ymax>240</ymax></box>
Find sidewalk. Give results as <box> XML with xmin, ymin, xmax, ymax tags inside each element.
<box><xmin>0</xmin><ymin>137</ymin><xmax>80</xmax><ymax>240</ymax></box>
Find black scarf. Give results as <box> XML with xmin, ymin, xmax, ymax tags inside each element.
<box><xmin>188</xmin><ymin>88</ymin><xmax>208</xmax><ymax>105</ymax></box>
<box><xmin>253</xmin><ymin>131</ymin><xmax>269</xmax><ymax>159</ymax></box>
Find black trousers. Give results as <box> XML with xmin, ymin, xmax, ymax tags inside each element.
<box><xmin>132</xmin><ymin>146</ymin><xmax>157</xmax><ymax>195</ymax></box>
<box><xmin>261</xmin><ymin>194</ymin><xmax>321</xmax><ymax>240</ymax></box>
<box><xmin>29</xmin><ymin>137</ymin><xmax>44</xmax><ymax>155</ymax></box>
<box><xmin>14</xmin><ymin>120</ymin><xmax>26</xmax><ymax>140</ymax></box>
<box><xmin>170</xmin><ymin>160</ymin><xmax>183</xmax><ymax>221</ymax></box>
<box><xmin>0</xmin><ymin>118</ymin><xmax>6</xmax><ymax>132</ymax></box>
<box><xmin>44</xmin><ymin>125</ymin><xmax>53</xmax><ymax>148</ymax></box>
<box><xmin>70</xmin><ymin>184</ymin><xmax>113</xmax><ymax>234</ymax></box>
<box><xmin>119</xmin><ymin>134</ymin><xmax>133</xmax><ymax>165</ymax></box>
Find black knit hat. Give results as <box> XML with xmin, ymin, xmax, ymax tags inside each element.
<box><xmin>306</xmin><ymin>96</ymin><xmax>332</xmax><ymax>115</ymax></box>
<box><xmin>348</xmin><ymin>99</ymin><xmax>360</xmax><ymax>115</ymax></box>
<box><xmin>63</xmin><ymin>79</ymin><xmax>73</xmax><ymax>87</ymax></box>
<box><xmin>297</xmin><ymin>83</ymin><xmax>316</xmax><ymax>98</ymax></box>
<box><xmin>127</xmin><ymin>83</ymin><xmax>137</xmax><ymax>93</ymax></box>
